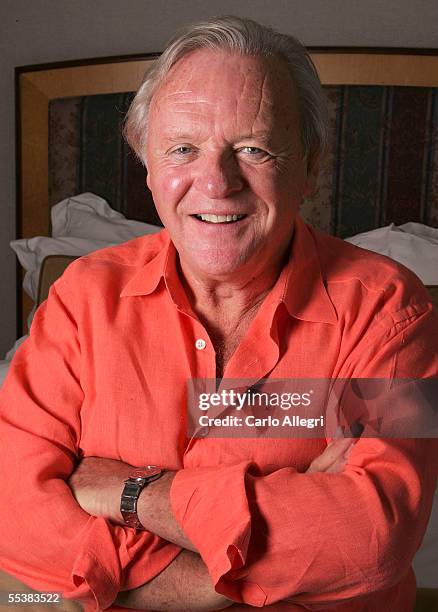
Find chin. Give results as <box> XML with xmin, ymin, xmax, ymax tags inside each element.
<box><xmin>186</xmin><ymin>248</ymin><xmax>252</xmax><ymax>278</ymax></box>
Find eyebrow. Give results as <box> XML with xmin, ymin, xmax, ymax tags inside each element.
<box><xmin>161</xmin><ymin>131</ymin><xmax>274</xmax><ymax>144</ymax></box>
<box><xmin>161</xmin><ymin>133</ymin><xmax>198</xmax><ymax>142</ymax></box>
<box><xmin>237</xmin><ymin>133</ymin><xmax>272</xmax><ymax>144</ymax></box>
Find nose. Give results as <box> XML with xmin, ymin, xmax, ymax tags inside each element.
<box><xmin>193</xmin><ymin>151</ymin><xmax>244</xmax><ymax>199</ymax></box>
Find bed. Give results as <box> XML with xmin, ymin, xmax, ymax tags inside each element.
<box><xmin>5</xmin><ymin>47</ymin><xmax>438</xmax><ymax>608</ymax></box>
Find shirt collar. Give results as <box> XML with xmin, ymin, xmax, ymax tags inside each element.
<box><xmin>121</xmin><ymin>218</ymin><xmax>338</xmax><ymax>325</ymax></box>
<box><xmin>120</xmin><ymin>230</ymin><xmax>195</xmax><ymax>313</ymax></box>
<box><xmin>120</xmin><ymin>229</ymin><xmax>173</xmax><ymax>297</ymax></box>
<box><xmin>280</xmin><ymin>216</ymin><xmax>338</xmax><ymax>324</ymax></box>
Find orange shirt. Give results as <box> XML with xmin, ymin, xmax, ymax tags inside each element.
<box><xmin>0</xmin><ymin>216</ymin><xmax>437</xmax><ymax>611</ymax></box>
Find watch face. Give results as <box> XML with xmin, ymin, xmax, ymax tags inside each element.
<box><xmin>131</xmin><ymin>465</ymin><xmax>162</xmax><ymax>480</ymax></box>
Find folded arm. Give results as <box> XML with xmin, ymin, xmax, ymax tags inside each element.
<box><xmin>168</xmin><ymin>305</ymin><xmax>438</xmax><ymax>607</ymax></box>
<box><xmin>69</xmin><ymin>436</ymin><xmax>353</xmax><ymax>609</ymax></box>
<box><xmin>0</xmin><ymin>284</ymin><xmax>181</xmax><ymax>610</ymax></box>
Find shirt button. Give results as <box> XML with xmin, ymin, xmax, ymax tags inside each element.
<box><xmin>195</xmin><ymin>338</ymin><xmax>207</xmax><ymax>350</ymax></box>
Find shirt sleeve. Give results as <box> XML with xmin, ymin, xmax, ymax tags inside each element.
<box><xmin>170</xmin><ymin>300</ymin><xmax>438</xmax><ymax>607</ymax></box>
<box><xmin>0</xmin><ymin>282</ymin><xmax>181</xmax><ymax>611</ymax></box>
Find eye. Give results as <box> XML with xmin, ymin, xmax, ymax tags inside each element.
<box><xmin>238</xmin><ymin>146</ymin><xmax>271</xmax><ymax>160</ymax></box>
<box><xmin>167</xmin><ymin>145</ymin><xmax>198</xmax><ymax>163</ymax></box>
<box><xmin>171</xmin><ymin>146</ymin><xmax>194</xmax><ymax>155</ymax></box>
<box><xmin>241</xmin><ymin>146</ymin><xmax>264</xmax><ymax>155</ymax></box>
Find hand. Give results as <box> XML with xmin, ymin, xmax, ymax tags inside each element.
<box><xmin>306</xmin><ymin>437</ymin><xmax>356</xmax><ymax>474</ymax></box>
<box><xmin>68</xmin><ymin>459</ymin><xmax>194</xmax><ymax>550</ymax></box>
<box><xmin>68</xmin><ymin>456</ymin><xmax>133</xmax><ymax>524</ymax></box>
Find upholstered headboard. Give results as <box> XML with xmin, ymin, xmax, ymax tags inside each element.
<box><xmin>36</xmin><ymin>255</ymin><xmax>78</xmax><ymax>306</ymax></box>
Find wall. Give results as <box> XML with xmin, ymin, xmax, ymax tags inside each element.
<box><xmin>1</xmin><ymin>0</ymin><xmax>438</xmax><ymax>355</ymax></box>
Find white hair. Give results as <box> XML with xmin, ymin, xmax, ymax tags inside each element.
<box><xmin>124</xmin><ymin>15</ymin><xmax>328</xmax><ymax>164</ymax></box>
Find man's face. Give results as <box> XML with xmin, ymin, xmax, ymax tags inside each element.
<box><xmin>146</xmin><ymin>49</ymin><xmax>317</xmax><ymax>280</ymax></box>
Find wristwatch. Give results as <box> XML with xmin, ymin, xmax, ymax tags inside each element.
<box><xmin>120</xmin><ymin>466</ymin><xmax>164</xmax><ymax>530</ymax></box>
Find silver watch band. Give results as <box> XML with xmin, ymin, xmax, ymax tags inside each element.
<box><xmin>120</xmin><ymin>467</ymin><xmax>163</xmax><ymax>530</ymax></box>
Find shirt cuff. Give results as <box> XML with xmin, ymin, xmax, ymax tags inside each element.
<box><xmin>170</xmin><ymin>461</ymin><xmax>267</xmax><ymax>607</ymax></box>
<box><xmin>68</xmin><ymin>518</ymin><xmax>120</xmax><ymax>610</ymax></box>
<box><xmin>68</xmin><ymin>516</ymin><xmax>181</xmax><ymax>611</ymax></box>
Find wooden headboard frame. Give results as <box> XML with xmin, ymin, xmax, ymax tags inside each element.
<box><xmin>16</xmin><ymin>49</ymin><xmax>438</xmax><ymax>334</ymax></box>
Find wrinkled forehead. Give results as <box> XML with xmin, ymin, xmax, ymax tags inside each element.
<box><xmin>149</xmin><ymin>49</ymin><xmax>299</xmax><ymax>122</ymax></box>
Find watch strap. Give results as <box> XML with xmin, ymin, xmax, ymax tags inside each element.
<box><xmin>120</xmin><ymin>468</ymin><xmax>164</xmax><ymax>530</ymax></box>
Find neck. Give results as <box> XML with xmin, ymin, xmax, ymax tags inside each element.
<box><xmin>178</xmin><ymin>244</ymin><xmax>290</xmax><ymax>336</ymax></box>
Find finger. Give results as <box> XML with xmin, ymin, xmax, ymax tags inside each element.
<box><xmin>323</xmin><ymin>459</ymin><xmax>347</xmax><ymax>474</ymax></box>
<box><xmin>313</xmin><ymin>438</ymin><xmax>352</xmax><ymax>466</ymax></box>
<box><xmin>324</xmin><ymin>443</ymin><xmax>356</xmax><ymax>474</ymax></box>
<box><xmin>324</xmin><ymin>452</ymin><xmax>351</xmax><ymax>474</ymax></box>
<box><xmin>307</xmin><ymin>439</ymin><xmax>356</xmax><ymax>473</ymax></box>
<box><xmin>326</xmin><ymin>437</ymin><xmax>355</xmax><ymax>454</ymax></box>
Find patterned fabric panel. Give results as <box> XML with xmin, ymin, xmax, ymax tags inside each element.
<box><xmin>49</xmin><ymin>93</ymin><xmax>160</xmax><ymax>226</ymax></box>
<box><xmin>49</xmin><ymin>86</ymin><xmax>438</xmax><ymax>236</ymax></box>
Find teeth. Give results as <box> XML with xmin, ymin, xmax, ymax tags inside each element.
<box><xmin>196</xmin><ymin>214</ymin><xmax>245</xmax><ymax>223</ymax></box>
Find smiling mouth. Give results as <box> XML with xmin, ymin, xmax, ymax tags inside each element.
<box><xmin>193</xmin><ymin>213</ymin><xmax>247</xmax><ymax>224</ymax></box>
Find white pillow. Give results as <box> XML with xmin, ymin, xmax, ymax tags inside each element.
<box><xmin>51</xmin><ymin>192</ymin><xmax>161</xmax><ymax>242</ymax></box>
<box><xmin>11</xmin><ymin>193</ymin><xmax>162</xmax><ymax>302</ymax></box>
<box><xmin>10</xmin><ymin>236</ymin><xmax>114</xmax><ymax>301</ymax></box>
<box><xmin>345</xmin><ymin>223</ymin><xmax>438</xmax><ymax>285</ymax></box>
<box><xmin>398</xmin><ymin>222</ymin><xmax>438</xmax><ymax>245</ymax></box>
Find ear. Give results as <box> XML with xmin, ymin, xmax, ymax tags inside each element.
<box><xmin>303</xmin><ymin>153</ymin><xmax>319</xmax><ymax>198</ymax></box>
<box><xmin>146</xmin><ymin>171</ymin><xmax>151</xmax><ymax>190</ymax></box>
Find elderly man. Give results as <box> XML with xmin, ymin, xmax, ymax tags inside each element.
<box><xmin>0</xmin><ymin>15</ymin><xmax>437</xmax><ymax>612</ymax></box>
